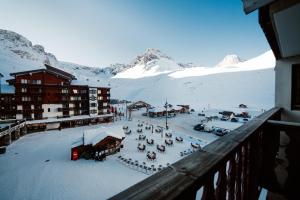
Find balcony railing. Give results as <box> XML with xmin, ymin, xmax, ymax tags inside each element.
<box><xmin>110</xmin><ymin>107</ymin><xmax>282</xmax><ymax>200</ymax></box>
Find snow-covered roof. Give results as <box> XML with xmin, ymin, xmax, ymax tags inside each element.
<box><xmin>71</xmin><ymin>137</ymin><xmax>84</xmax><ymax>148</ymax></box>
<box><xmin>83</xmin><ymin>125</ymin><xmax>125</xmax><ymax>146</ymax></box>
<box><xmin>148</xmin><ymin>106</ymin><xmax>165</xmax><ymax>113</ymax></box>
<box><xmin>149</xmin><ymin>105</ymin><xmax>182</xmax><ymax>113</ymax></box>
<box><xmin>172</xmin><ymin>105</ymin><xmax>182</xmax><ymax>110</ymax></box>
<box><xmin>0</xmin><ymin>84</ymin><xmax>15</xmax><ymax>94</ymax></box>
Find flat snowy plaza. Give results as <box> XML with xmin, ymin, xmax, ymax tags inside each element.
<box><xmin>0</xmin><ymin>107</ymin><xmax>262</xmax><ymax>199</ymax></box>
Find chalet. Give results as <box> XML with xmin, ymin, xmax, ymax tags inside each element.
<box><xmin>148</xmin><ymin>107</ymin><xmax>165</xmax><ymax>118</ymax></box>
<box><xmin>219</xmin><ymin>111</ymin><xmax>235</xmax><ymax>119</ymax></box>
<box><xmin>0</xmin><ymin>63</ymin><xmax>111</xmax><ymax>121</ymax></box>
<box><xmin>71</xmin><ymin>126</ymin><xmax>125</xmax><ymax>160</ymax></box>
<box><xmin>148</xmin><ymin>106</ymin><xmax>177</xmax><ymax>118</ymax></box>
<box><xmin>148</xmin><ymin>104</ymin><xmax>189</xmax><ymax>118</ymax></box>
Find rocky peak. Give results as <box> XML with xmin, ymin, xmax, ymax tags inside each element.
<box><xmin>216</xmin><ymin>54</ymin><xmax>245</xmax><ymax>67</ymax></box>
<box><xmin>130</xmin><ymin>48</ymin><xmax>173</xmax><ymax>66</ymax></box>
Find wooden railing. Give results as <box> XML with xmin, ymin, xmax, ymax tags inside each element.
<box><xmin>110</xmin><ymin>107</ymin><xmax>282</xmax><ymax>200</ymax></box>
<box><xmin>0</xmin><ymin>120</ymin><xmax>26</xmax><ymax>138</ymax></box>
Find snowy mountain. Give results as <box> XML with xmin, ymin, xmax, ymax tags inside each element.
<box><xmin>216</xmin><ymin>54</ymin><xmax>245</xmax><ymax>67</ymax></box>
<box><xmin>113</xmin><ymin>48</ymin><xmax>182</xmax><ymax>79</ymax></box>
<box><xmin>0</xmin><ymin>29</ymin><xmax>276</xmax><ymax>109</ymax></box>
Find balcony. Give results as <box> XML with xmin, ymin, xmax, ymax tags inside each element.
<box><xmin>110</xmin><ymin>107</ymin><xmax>294</xmax><ymax>200</ymax></box>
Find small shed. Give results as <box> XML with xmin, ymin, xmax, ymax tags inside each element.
<box><xmin>71</xmin><ymin>125</ymin><xmax>125</xmax><ymax>160</ymax></box>
<box><xmin>177</xmin><ymin>105</ymin><xmax>190</xmax><ymax>113</ymax></box>
<box><xmin>239</xmin><ymin>104</ymin><xmax>248</xmax><ymax>108</ymax></box>
<box><xmin>148</xmin><ymin>107</ymin><xmax>165</xmax><ymax>118</ymax></box>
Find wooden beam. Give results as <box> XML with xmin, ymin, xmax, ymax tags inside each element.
<box><xmin>267</xmin><ymin>120</ymin><xmax>300</xmax><ymax>131</ymax></box>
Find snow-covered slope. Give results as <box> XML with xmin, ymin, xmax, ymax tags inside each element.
<box><xmin>0</xmin><ymin>29</ymin><xmax>276</xmax><ymax>109</ymax></box>
<box><xmin>169</xmin><ymin>50</ymin><xmax>275</xmax><ymax>78</ymax></box>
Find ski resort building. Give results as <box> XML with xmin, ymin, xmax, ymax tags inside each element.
<box><xmin>0</xmin><ymin>64</ymin><xmax>111</xmax><ymax>121</ymax></box>
<box><xmin>71</xmin><ymin>126</ymin><xmax>125</xmax><ymax>161</ymax></box>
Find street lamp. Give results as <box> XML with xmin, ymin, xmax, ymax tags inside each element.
<box><xmin>164</xmin><ymin>100</ymin><xmax>170</xmax><ymax>130</ymax></box>
<box><xmin>0</xmin><ymin>73</ymin><xmax>3</xmax><ymax>94</ymax></box>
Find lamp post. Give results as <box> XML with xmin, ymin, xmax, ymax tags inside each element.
<box><xmin>164</xmin><ymin>100</ymin><xmax>169</xmax><ymax>130</ymax></box>
<box><xmin>125</xmin><ymin>101</ymin><xmax>128</xmax><ymax>120</ymax></box>
<box><xmin>0</xmin><ymin>73</ymin><xmax>3</xmax><ymax>94</ymax></box>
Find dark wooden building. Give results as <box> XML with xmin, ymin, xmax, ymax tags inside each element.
<box><xmin>0</xmin><ymin>64</ymin><xmax>111</xmax><ymax>120</ymax></box>
<box><xmin>71</xmin><ymin>126</ymin><xmax>125</xmax><ymax>160</ymax></box>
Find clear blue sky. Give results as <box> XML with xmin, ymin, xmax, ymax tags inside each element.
<box><xmin>0</xmin><ymin>0</ymin><xmax>270</xmax><ymax>67</ymax></box>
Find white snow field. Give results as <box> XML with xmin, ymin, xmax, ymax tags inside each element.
<box><xmin>0</xmin><ymin>107</ymin><xmax>261</xmax><ymax>200</ymax></box>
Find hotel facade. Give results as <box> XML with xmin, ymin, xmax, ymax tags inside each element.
<box><xmin>0</xmin><ymin>64</ymin><xmax>111</xmax><ymax>121</ymax></box>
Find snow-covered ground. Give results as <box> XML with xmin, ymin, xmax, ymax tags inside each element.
<box><xmin>0</xmin><ymin>106</ymin><xmax>261</xmax><ymax>200</ymax></box>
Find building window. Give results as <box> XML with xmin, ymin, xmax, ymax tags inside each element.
<box><xmin>21</xmin><ymin>79</ymin><xmax>28</xmax><ymax>84</ymax></box>
<box><xmin>89</xmin><ymin>89</ymin><xmax>96</xmax><ymax>94</ymax></box>
<box><xmin>81</xmin><ymin>90</ymin><xmax>87</xmax><ymax>94</ymax></box>
<box><xmin>97</xmin><ymin>90</ymin><xmax>101</xmax><ymax>94</ymax></box>
<box><xmin>292</xmin><ymin>64</ymin><xmax>300</xmax><ymax>110</ymax></box>
<box><xmin>32</xmin><ymin>80</ymin><xmax>41</xmax><ymax>84</ymax></box>
<box><xmin>62</xmin><ymin>88</ymin><xmax>68</xmax><ymax>94</ymax></box>
<box><xmin>73</xmin><ymin>89</ymin><xmax>78</xmax><ymax>94</ymax></box>
<box><xmin>90</xmin><ymin>103</ymin><xmax>96</xmax><ymax>107</ymax></box>
<box><xmin>98</xmin><ymin>96</ymin><xmax>103</xmax><ymax>100</ymax></box>
<box><xmin>48</xmin><ymin>108</ymin><xmax>51</xmax><ymax>112</ymax></box>
<box><xmin>21</xmin><ymin>97</ymin><xmax>31</xmax><ymax>102</ymax></box>
<box><xmin>21</xmin><ymin>88</ymin><xmax>27</xmax><ymax>93</ymax></box>
<box><xmin>90</xmin><ymin>110</ymin><xmax>97</xmax><ymax>114</ymax></box>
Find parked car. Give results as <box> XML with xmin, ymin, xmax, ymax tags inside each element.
<box><xmin>221</xmin><ymin>116</ymin><xmax>229</xmax><ymax>121</ymax></box>
<box><xmin>194</xmin><ymin>124</ymin><xmax>205</xmax><ymax>131</ymax></box>
<box><xmin>204</xmin><ymin>126</ymin><xmax>213</xmax><ymax>133</ymax></box>
<box><xmin>214</xmin><ymin>129</ymin><xmax>225</xmax><ymax>136</ymax></box>
<box><xmin>213</xmin><ymin>128</ymin><xmax>230</xmax><ymax>136</ymax></box>
<box><xmin>231</xmin><ymin>117</ymin><xmax>239</xmax><ymax>122</ymax></box>
<box><xmin>243</xmin><ymin>118</ymin><xmax>249</xmax><ymax>122</ymax></box>
<box><xmin>198</xmin><ymin>113</ymin><xmax>205</xmax><ymax>116</ymax></box>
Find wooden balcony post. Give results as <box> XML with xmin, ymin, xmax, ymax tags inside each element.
<box><xmin>215</xmin><ymin>165</ymin><xmax>227</xmax><ymax>200</ymax></box>
<box><xmin>241</xmin><ymin>144</ymin><xmax>249</xmax><ymax>200</ymax></box>
<box><xmin>235</xmin><ymin>149</ymin><xmax>242</xmax><ymax>200</ymax></box>
<box><xmin>202</xmin><ymin>174</ymin><xmax>216</xmax><ymax>200</ymax></box>
<box><xmin>228</xmin><ymin>157</ymin><xmax>236</xmax><ymax>200</ymax></box>
<box><xmin>260</xmin><ymin>122</ymin><xmax>281</xmax><ymax>192</ymax></box>
<box><xmin>247</xmin><ymin>132</ymin><xmax>261</xmax><ymax>200</ymax></box>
